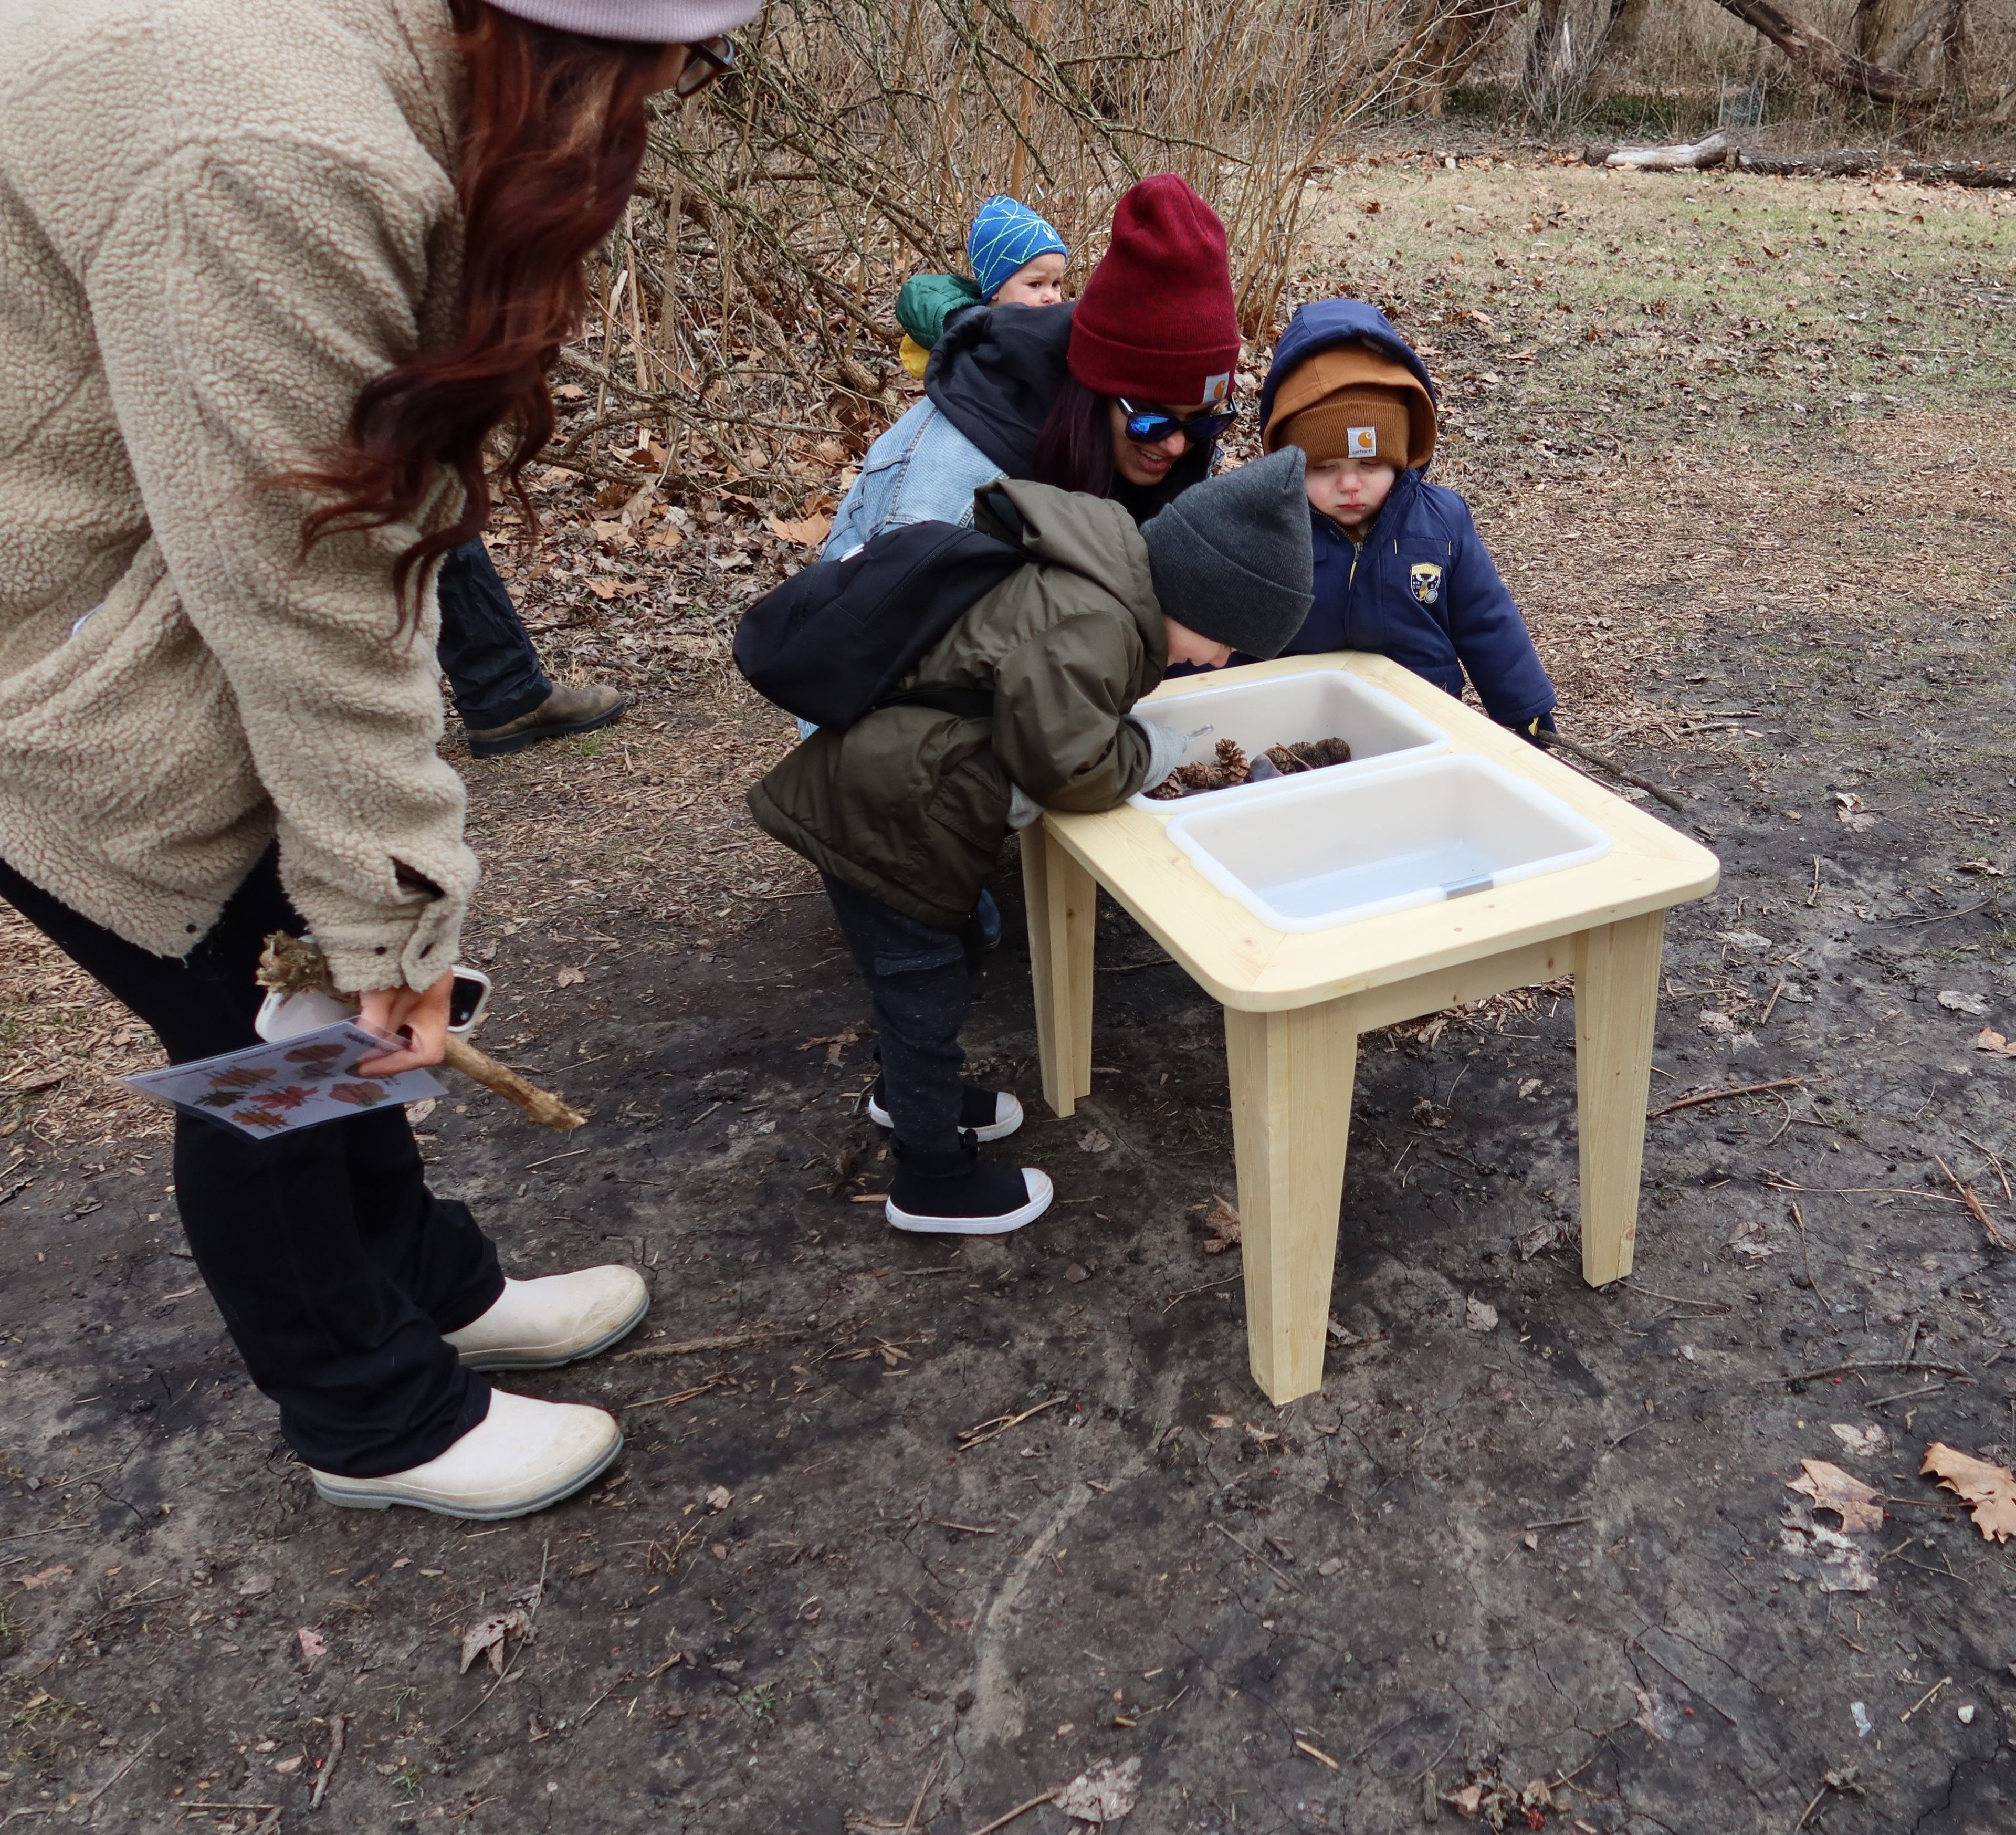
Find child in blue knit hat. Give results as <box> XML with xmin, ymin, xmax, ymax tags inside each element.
<box><xmin>896</xmin><ymin>195</ymin><xmax>1068</xmax><ymax>379</ymax></box>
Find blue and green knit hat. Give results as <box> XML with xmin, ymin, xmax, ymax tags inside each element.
<box><xmin>967</xmin><ymin>195</ymin><xmax>1068</xmax><ymax>301</ymax></box>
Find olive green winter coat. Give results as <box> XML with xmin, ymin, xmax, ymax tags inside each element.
<box><xmin>747</xmin><ymin>478</ymin><xmax>1167</xmax><ymax>929</ymax></box>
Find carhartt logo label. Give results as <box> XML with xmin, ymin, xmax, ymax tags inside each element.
<box><xmin>1201</xmin><ymin>372</ymin><xmax>1231</xmax><ymax>405</ymax></box>
<box><xmin>1348</xmin><ymin>426</ymin><xmax>1378</xmax><ymax>458</ymax></box>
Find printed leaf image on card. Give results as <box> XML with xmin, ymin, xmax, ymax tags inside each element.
<box><xmin>125</xmin><ymin>1023</ymin><xmax>446</xmax><ymax>1139</ymax></box>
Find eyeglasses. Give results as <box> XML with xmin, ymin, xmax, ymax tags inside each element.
<box><xmin>1118</xmin><ymin>397</ymin><xmax>1237</xmax><ymax>449</ymax></box>
<box><xmin>674</xmin><ymin>36</ymin><xmax>736</xmax><ymax>99</ymax></box>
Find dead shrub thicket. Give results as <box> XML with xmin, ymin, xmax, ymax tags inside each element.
<box><xmin>555</xmin><ymin>0</ymin><xmax>1420</xmax><ymax>505</ymax></box>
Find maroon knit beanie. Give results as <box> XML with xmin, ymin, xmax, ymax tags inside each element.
<box><xmin>1068</xmin><ymin>174</ymin><xmax>1241</xmax><ymax>407</ymax></box>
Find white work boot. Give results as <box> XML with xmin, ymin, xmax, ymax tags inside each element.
<box><xmin>444</xmin><ymin>1266</ymin><xmax>649</xmax><ymax>1370</ymax></box>
<box><xmin>308</xmin><ymin>1390</ymin><xmax>621</xmax><ymax>1520</ymax></box>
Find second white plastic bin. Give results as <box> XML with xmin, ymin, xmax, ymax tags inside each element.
<box><xmin>1164</xmin><ymin>753</ymin><xmax>1611</xmax><ymax>934</ymax></box>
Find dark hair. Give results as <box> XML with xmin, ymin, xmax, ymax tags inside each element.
<box><xmin>1029</xmin><ymin>375</ymin><xmax>1116</xmax><ymax>496</ymax></box>
<box><xmin>284</xmin><ymin>0</ymin><xmax>668</xmax><ymax>626</ymax></box>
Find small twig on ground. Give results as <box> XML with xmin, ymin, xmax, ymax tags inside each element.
<box><xmin>1809</xmin><ymin>855</ymin><xmax>1822</xmax><ymax>908</ymax></box>
<box><xmin>1899</xmin><ymin>1675</ymin><xmax>1953</xmax><ymax>1723</ymax></box>
<box><xmin>1648</xmin><ymin>1076</ymin><xmax>1805</xmax><ymax>1118</ymax></box>
<box><xmin>1622</xmin><ymin>1284</ymin><xmax>1729</xmax><ymax>1312</ymax></box>
<box><xmin>1759</xmin><ymin>980</ymin><xmax>1788</xmax><ymax>1028</ymax></box>
<box><xmin>1933</xmin><ymin>1153</ymin><xmax>2012</xmax><ymax>1249</ymax></box>
<box><xmin>623</xmin><ymin>1375</ymin><xmax>729</xmax><ymax>1410</ymax></box>
<box><xmin>71</xmin><ymin>1727</ymin><xmax>161</xmax><ymax>1816</ymax></box>
<box><xmin>1161</xmin><ymin>1272</ymin><xmax>1243</xmax><ymax>1314</ymax></box>
<box><xmin>442</xmin><ymin>1539</ymin><xmax>549</xmax><ymax>1734</ymax></box>
<box><xmin>1958</xmin><ymin>1133</ymin><xmax>2015</xmax><ymax>1204</ymax></box>
<box><xmin>1294</xmin><ymin>1735</ymin><xmax>1341</xmax><ymax>1769</ymax></box>
<box><xmin>614</xmin><ymin>1327</ymin><xmax>796</xmax><ymax>1362</ymax></box>
<box><xmin>899</xmin><ymin>1754</ymin><xmax>942</xmax><ymax>1835</ymax></box>
<box><xmin>308</xmin><ymin>1714</ymin><xmax>348</xmax><ymax>1811</ymax></box>
<box><xmin>1790</xmin><ymin>1201</ymin><xmax>1830</xmax><ymax>1308</ymax></box>
<box><xmin>1758</xmin><ymin>1359</ymin><xmax>1972</xmax><ymax>1386</ymax></box>
<box><xmin>957</xmin><ymin>1394</ymin><xmax>1068</xmax><ymax>1451</ymax></box>
<box><xmin>1210</xmin><ymin>1521</ymin><xmax>1301</xmax><ymax>1593</ymax></box>
<box><xmin>961</xmin><ymin>1789</ymin><xmax>1058</xmax><ymax>1835</ymax></box>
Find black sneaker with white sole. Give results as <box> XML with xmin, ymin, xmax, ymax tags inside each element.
<box><xmin>866</xmin><ymin>1077</ymin><xmax>1023</xmax><ymax>1144</ymax></box>
<box><xmin>885</xmin><ymin>1138</ymin><xmax>1053</xmax><ymax>1236</ymax></box>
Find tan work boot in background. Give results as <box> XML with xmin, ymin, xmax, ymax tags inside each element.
<box><xmin>466</xmin><ymin>681</ymin><xmax>628</xmax><ymax>759</ymax></box>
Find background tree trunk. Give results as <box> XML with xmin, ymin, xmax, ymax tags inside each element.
<box><xmin>1851</xmin><ymin>0</ymin><xmax>1916</xmax><ymax>60</ymax></box>
<box><xmin>1708</xmin><ymin>0</ymin><xmax>1933</xmax><ymax>104</ymax></box>
<box><xmin>1589</xmin><ymin>0</ymin><xmax>1656</xmax><ymax>83</ymax></box>
<box><xmin>1524</xmin><ymin>0</ymin><xmax>1569</xmax><ymax>90</ymax></box>
<box><xmin>1404</xmin><ymin>0</ymin><xmax>1526</xmax><ymax>114</ymax></box>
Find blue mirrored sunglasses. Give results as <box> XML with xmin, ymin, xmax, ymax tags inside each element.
<box><xmin>1118</xmin><ymin>398</ymin><xmax>1237</xmax><ymax>448</ymax></box>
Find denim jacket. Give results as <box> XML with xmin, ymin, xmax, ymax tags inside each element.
<box><xmin>823</xmin><ymin>399</ymin><xmax>1005</xmax><ymax>559</ymax></box>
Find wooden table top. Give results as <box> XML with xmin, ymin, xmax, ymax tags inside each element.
<box><xmin>1042</xmin><ymin>652</ymin><xmax>1722</xmax><ymax>1012</ymax></box>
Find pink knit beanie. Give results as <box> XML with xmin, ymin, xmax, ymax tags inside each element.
<box><xmin>484</xmin><ymin>0</ymin><xmax>762</xmax><ymax>44</ymax></box>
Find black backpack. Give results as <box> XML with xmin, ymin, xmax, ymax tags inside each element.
<box><xmin>732</xmin><ymin>519</ymin><xmax>1023</xmax><ymax>731</ymax></box>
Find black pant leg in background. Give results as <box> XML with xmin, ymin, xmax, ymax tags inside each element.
<box><xmin>435</xmin><ymin>539</ymin><xmax>552</xmax><ymax>731</ymax></box>
<box><xmin>822</xmin><ymin>876</ymin><xmax>984</xmax><ymax>1157</ymax></box>
<box><xmin>0</xmin><ymin>850</ymin><xmax>500</xmax><ymax>1476</ymax></box>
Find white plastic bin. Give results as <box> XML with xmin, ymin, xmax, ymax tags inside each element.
<box><xmin>1128</xmin><ymin>669</ymin><xmax>1448</xmax><ymax>817</ymax></box>
<box><xmin>1164</xmin><ymin>753</ymin><xmax>1611</xmax><ymax>934</ymax></box>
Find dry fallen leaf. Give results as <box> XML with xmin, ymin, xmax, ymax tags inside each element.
<box><xmin>705</xmin><ymin>1485</ymin><xmax>733</xmax><ymax>1513</ymax></box>
<box><xmin>1464</xmin><ymin>1295</ymin><xmax>1499</xmax><ymax>1333</ymax></box>
<box><xmin>1053</xmin><ymin>1755</ymin><xmax>1141</xmax><ymax>1823</ymax></box>
<box><xmin>1078</xmin><ymin>1127</ymin><xmax>1112</xmax><ymax>1155</ymax></box>
<box><xmin>1938</xmin><ymin>990</ymin><xmax>1990</xmax><ymax>1016</ymax></box>
<box><xmin>1198</xmin><ymin>1194</ymin><xmax>1242</xmax><ymax>1254</ymax></box>
<box><xmin>1922</xmin><ymin>1442</ymin><xmax>2016</xmax><ymax>1543</ymax></box>
<box><xmin>1830</xmin><ymin>1423</ymin><xmax>1887</xmax><ymax>1459</ymax></box>
<box><xmin>16</xmin><ymin>1564</ymin><xmax>72</xmax><ymax>1591</ymax></box>
<box><xmin>765</xmin><ymin>511</ymin><xmax>834</xmax><ymax>549</ymax></box>
<box><xmin>1789</xmin><ymin>1459</ymin><xmax>1885</xmax><ymax>1534</ymax></box>
<box><xmin>1976</xmin><ymin>1028</ymin><xmax>2016</xmax><ymax>1060</ymax></box>
<box><xmin>296</xmin><ymin>1627</ymin><xmax>327</xmax><ymax>1665</ymax></box>
<box><xmin>458</xmin><ymin>1609</ymin><xmax>529</xmax><ymax>1677</ymax></box>
<box><xmin>554</xmin><ymin>966</ymin><xmax>585</xmax><ymax>988</ymax></box>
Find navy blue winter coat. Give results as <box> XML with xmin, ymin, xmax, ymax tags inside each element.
<box><xmin>1256</xmin><ymin>300</ymin><xmax>1556</xmax><ymax>729</ymax></box>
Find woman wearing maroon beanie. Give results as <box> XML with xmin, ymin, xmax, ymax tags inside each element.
<box><xmin>824</xmin><ymin>173</ymin><xmax>1243</xmax><ymax>555</ymax></box>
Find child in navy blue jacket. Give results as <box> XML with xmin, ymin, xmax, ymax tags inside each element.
<box><xmin>1257</xmin><ymin>300</ymin><xmax>1555</xmax><ymax>736</ymax></box>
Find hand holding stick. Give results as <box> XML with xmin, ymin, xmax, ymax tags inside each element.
<box><xmin>257</xmin><ymin>933</ymin><xmax>586</xmax><ymax>1133</ymax></box>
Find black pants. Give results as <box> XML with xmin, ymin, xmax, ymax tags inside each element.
<box><xmin>435</xmin><ymin>539</ymin><xmax>551</xmax><ymax>730</ymax></box>
<box><xmin>822</xmin><ymin>876</ymin><xmax>986</xmax><ymax>1156</ymax></box>
<box><xmin>0</xmin><ymin>850</ymin><xmax>500</xmax><ymax>1476</ymax></box>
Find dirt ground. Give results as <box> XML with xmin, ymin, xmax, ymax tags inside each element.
<box><xmin>6</xmin><ymin>151</ymin><xmax>2016</xmax><ymax>1834</ymax></box>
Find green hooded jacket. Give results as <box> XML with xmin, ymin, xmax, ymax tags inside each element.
<box><xmin>747</xmin><ymin>478</ymin><xmax>1167</xmax><ymax>930</ymax></box>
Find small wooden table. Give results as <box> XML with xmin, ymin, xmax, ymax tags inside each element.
<box><xmin>1022</xmin><ymin>652</ymin><xmax>1720</xmax><ymax>1406</ymax></box>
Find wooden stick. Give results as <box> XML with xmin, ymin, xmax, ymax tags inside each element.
<box><xmin>962</xmin><ymin>1790</ymin><xmax>1059</xmax><ymax>1835</ymax></box>
<box><xmin>1933</xmin><ymin>1154</ymin><xmax>2013</xmax><ymax>1250</ymax></box>
<box><xmin>440</xmin><ymin>1035</ymin><xmax>585</xmax><ymax>1133</ymax></box>
<box><xmin>1647</xmin><ymin>1076</ymin><xmax>1805</xmax><ymax>1118</ymax></box>
<box><xmin>1534</xmin><ymin>728</ymin><xmax>1690</xmax><ymax>817</ymax></box>
<box><xmin>257</xmin><ymin>932</ymin><xmax>585</xmax><ymax>1133</ymax></box>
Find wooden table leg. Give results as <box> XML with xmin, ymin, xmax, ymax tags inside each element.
<box><xmin>1021</xmin><ymin>825</ymin><xmax>1095</xmax><ymax>1119</ymax></box>
<box><xmin>1224</xmin><ymin>999</ymin><xmax>1359</xmax><ymax>1405</ymax></box>
<box><xmin>1574</xmin><ymin>909</ymin><xmax>1666</xmax><ymax>1287</ymax></box>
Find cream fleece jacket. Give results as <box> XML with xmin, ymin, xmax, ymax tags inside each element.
<box><xmin>0</xmin><ymin>0</ymin><xmax>480</xmax><ymax>992</ymax></box>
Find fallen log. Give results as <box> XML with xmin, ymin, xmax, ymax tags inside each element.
<box><xmin>1738</xmin><ymin>148</ymin><xmax>2016</xmax><ymax>187</ymax></box>
<box><xmin>1580</xmin><ymin>140</ymin><xmax>2016</xmax><ymax>191</ymax></box>
<box><xmin>1593</xmin><ymin>130</ymin><xmax>1730</xmax><ymax>172</ymax></box>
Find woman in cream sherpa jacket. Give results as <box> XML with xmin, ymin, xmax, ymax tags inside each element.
<box><xmin>0</xmin><ymin>0</ymin><xmax>756</xmax><ymax>1517</ymax></box>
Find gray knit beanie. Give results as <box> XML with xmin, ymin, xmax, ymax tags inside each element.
<box><xmin>1139</xmin><ymin>448</ymin><xmax>1314</xmax><ymax>658</ymax></box>
<box><xmin>484</xmin><ymin>0</ymin><xmax>761</xmax><ymax>44</ymax></box>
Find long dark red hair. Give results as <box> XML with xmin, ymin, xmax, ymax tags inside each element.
<box><xmin>290</xmin><ymin>0</ymin><xmax>666</xmax><ymax>623</ymax></box>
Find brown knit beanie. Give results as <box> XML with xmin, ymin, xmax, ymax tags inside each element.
<box><xmin>1262</xmin><ymin>344</ymin><xmax>1437</xmax><ymax>472</ymax></box>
